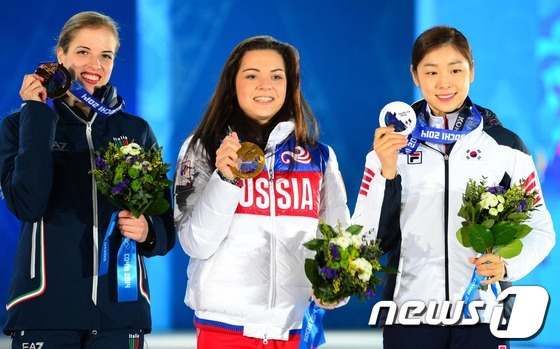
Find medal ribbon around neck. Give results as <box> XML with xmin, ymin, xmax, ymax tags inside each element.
<box><xmin>399</xmin><ymin>97</ymin><xmax>482</xmax><ymax>155</ymax></box>
<box><xmin>36</xmin><ymin>62</ymin><xmax>124</xmax><ymax>117</ymax></box>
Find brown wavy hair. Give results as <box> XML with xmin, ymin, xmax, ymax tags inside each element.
<box><xmin>188</xmin><ymin>35</ymin><xmax>319</xmax><ymax>170</ymax></box>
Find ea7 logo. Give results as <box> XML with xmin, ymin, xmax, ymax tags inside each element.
<box><xmin>22</xmin><ymin>343</ymin><xmax>44</xmax><ymax>349</ymax></box>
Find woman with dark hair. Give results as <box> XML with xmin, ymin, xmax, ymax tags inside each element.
<box><xmin>353</xmin><ymin>26</ymin><xmax>555</xmax><ymax>348</ymax></box>
<box><xmin>0</xmin><ymin>11</ymin><xmax>175</xmax><ymax>349</ymax></box>
<box><xmin>174</xmin><ymin>35</ymin><xmax>350</xmax><ymax>348</ymax></box>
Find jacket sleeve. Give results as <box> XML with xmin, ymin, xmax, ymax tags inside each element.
<box><xmin>351</xmin><ymin>150</ymin><xmax>402</xmax><ymax>252</ymax></box>
<box><xmin>319</xmin><ymin>146</ymin><xmax>350</xmax><ymax>229</ymax></box>
<box><xmin>0</xmin><ymin>101</ymin><xmax>57</xmax><ymax>222</ymax></box>
<box><xmin>501</xmin><ymin>147</ymin><xmax>556</xmax><ymax>282</ymax></box>
<box><xmin>137</xmin><ymin>124</ymin><xmax>176</xmax><ymax>257</ymax></box>
<box><xmin>173</xmin><ymin>138</ymin><xmax>243</xmax><ymax>259</ymax></box>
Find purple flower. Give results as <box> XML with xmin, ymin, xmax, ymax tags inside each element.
<box><xmin>319</xmin><ymin>266</ymin><xmax>340</xmax><ymax>280</ymax></box>
<box><xmin>488</xmin><ymin>186</ymin><xmax>505</xmax><ymax>195</ymax></box>
<box><xmin>329</xmin><ymin>243</ymin><xmax>340</xmax><ymax>260</ymax></box>
<box><xmin>366</xmin><ymin>286</ymin><xmax>375</xmax><ymax>298</ymax></box>
<box><xmin>111</xmin><ymin>179</ymin><xmax>130</xmax><ymax>194</ymax></box>
<box><xmin>95</xmin><ymin>157</ymin><xmax>108</xmax><ymax>171</ymax></box>
<box><xmin>517</xmin><ymin>200</ymin><xmax>528</xmax><ymax>212</ymax></box>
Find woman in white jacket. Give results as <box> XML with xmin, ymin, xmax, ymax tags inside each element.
<box><xmin>174</xmin><ymin>36</ymin><xmax>350</xmax><ymax>348</ymax></box>
<box><xmin>352</xmin><ymin>26</ymin><xmax>555</xmax><ymax>348</ymax></box>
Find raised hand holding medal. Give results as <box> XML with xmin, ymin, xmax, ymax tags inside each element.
<box><xmin>33</xmin><ymin>61</ymin><xmax>123</xmax><ymax>117</ymax></box>
<box><xmin>379</xmin><ymin>101</ymin><xmax>417</xmax><ymax>136</ymax></box>
<box><xmin>220</xmin><ymin>127</ymin><xmax>265</xmax><ymax>181</ymax></box>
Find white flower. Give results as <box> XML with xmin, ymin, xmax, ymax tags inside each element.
<box><xmin>489</xmin><ymin>207</ymin><xmax>499</xmax><ymax>216</ymax></box>
<box><xmin>331</xmin><ymin>236</ymin><xmax>351</xmax><ymax>249</ymax></box>
<box><xmin>480</xmin><ymin>192</ymin><xmax>498</xmax><ymax>209</ymax></box>
<box><xmin>350</xmin><ymin>258</ymin><xmax>372</xmax><ymax>282</ymax></box>
<box><xmin>351</xmin><ymin>235</ymin><xmax>362</xmax><ymax>249</ymax></box>
<box><xmin>121</xmin><ymin>143</ymin><xmax>142</xmax><ymax>156</ymax></box>
<box><xmin>497</xmin><ymin>203</ymin><xmax>504</xmax><ymax>213</ymax></box>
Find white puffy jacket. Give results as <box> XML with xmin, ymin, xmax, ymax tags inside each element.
<box><xmin>174</xmin><ymin>120</ymin><xmax>350</xmax><ymax>340</ymax></box>
<box><xmin>352</xmin><ymin>100</ymin><xmax>555</xmax><ymax>324</ymax></box>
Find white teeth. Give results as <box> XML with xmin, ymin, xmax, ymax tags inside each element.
<box><xmin>82</xmin><ymin>73</ymin><xmax>100</xmax><ymax>81</ymax></box>
<box><xmin>438</xmin><ymin>94</ymin><xmax>454</xmax><ymax>98</ymax></box>
<box><xmin>254</xmin><ymin>96</ymin><xmax>273</xmax><ymax>102</ymax></box>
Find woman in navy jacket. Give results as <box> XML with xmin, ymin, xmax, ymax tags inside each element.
<box><xmin>0</xmin><ymin>11</ymin><xmax>175</xmax><ymax>349</ymax></box>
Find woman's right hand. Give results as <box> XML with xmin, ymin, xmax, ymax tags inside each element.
<box><xmin>19</xmin><ymin>74</ymin><xmax>47</xmax><ymax>103</ymax></box>
<box><xmin>215</xmin><ymin>131</ymin><xmax>242</xmax><ymax>180</ymax></box>
<box><xmin>373</xmin><ymin>126</ymin><xmax>408</xmax><ymax>179</ymax></box>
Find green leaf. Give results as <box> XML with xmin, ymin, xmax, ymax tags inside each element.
<box><xmin>346</xmin><ymin>224</ymin><xmax>363</xmax><ymax>236</ymax></box>
<box><xmin>143</xmin><ymin>197</ymin><xmax>170</xmax><ymax>216</ymax></box>
<box><xmin>496</xmin><ymin>239</ymin><xmax>523</xmax><ymax>259</ymax></box>
<box><xmin>303</xmin><ymin>239</ymin><xmax>325</xmax><ymax>251</ymax></box>
<box><xmin>469</xmin><ymin>224</ymin><xmax>494</xmax><ymax>253</ymax></box>
<box><xmin>128</xmin><ymin>167</ymin><xmax>140</xmax><ymax>179</ymax></box>
<box><xmin>304</xmin><ymin>259</ymin><xmax>325</xmax><ymax>288</ymax></box>
<box><xmin>481</xmin><ymin>219</ymin><xmax>495</xmax><ymax>229</ymax></box>
<box><xmin>515</xmin><ymin>224</ymin><xmax>533</xmax><ymax>239</ymax></box>
<box><xmin>456</xmin><ymin>226</ymin><xmax>472</xmax><ymax>247</ymax></box>
<box><xmin>507</xmin><ymin>212</ymin><xmax>529</xmax><ymax>221</ymax></box>
<box><xmin>491</xmin><ymin>222</ymin><xmax>518</xmax><ymax>246</ymax></box>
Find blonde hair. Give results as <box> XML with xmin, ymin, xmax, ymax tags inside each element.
<box><xmin>55</xmin><ymin>11</ymin><xmax>120</xmax><ymax>55</ymax></box>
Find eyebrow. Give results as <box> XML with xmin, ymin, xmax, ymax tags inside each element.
<box><xmin>422</xmin><ymin>60</ymin><xmax>464</xmax><ymax>68</ymax></box>
<box><xmin>241</xmin><ymin>68</ymin><xmax>285</xmax><ymax>73</ymax></box>
<box><xmin>76</xmin><ymin>46</ymin><xmax>115</xmax><ymax>54</ymax></box>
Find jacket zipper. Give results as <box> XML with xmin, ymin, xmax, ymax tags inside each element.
<box><xmin>85</xmin><ymin>121</ymin><xmax>100</xmax><ymax>304</ymax></box>
<box><xmin>263</xmin><ymin>160</ymin><xmax>277</xmax><ymax>344</ymax></box>
<box><xmin>443</xmin><ymin>153</ymin><xmax>450</xmax><ymax>301</ymax></box>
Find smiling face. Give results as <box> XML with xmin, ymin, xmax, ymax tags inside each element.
<box><xmin>235</xmin><ymin>49</ymin><xmax>287</xmax><ymax>124</ymax></box>
<box><xmin>57</xmin><ymin>26</ymin><xmax>117</xmax><ymax>95</ymax></box>
<box><xmin>411</xmin><ymin>44</ymin><xmax>474</xmax><ymax>116</ymax></box>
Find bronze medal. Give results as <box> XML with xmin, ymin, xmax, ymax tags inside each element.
<box><xmin>230</xmin><ymin>141</ymin><xmax>265</xmax><ymax>179</ymax></box>
<box><xmin>35</xmin><ymin>62</ymin><xmax>72</xmax><ymax>98</ymax></box>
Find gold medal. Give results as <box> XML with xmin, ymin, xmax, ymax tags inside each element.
<box><xmin>230</xmin><ymin>141</ymin><xmax>265</xmax><ymax>179</ymax></box>
<box><xmin>35</xmin><ymin>62</ymin><xmax>72</xmax><ymax>98</ymax></box>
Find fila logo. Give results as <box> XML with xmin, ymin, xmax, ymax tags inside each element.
<box><xmin>52</xmin><ymin>141</ymin><xmax>68</xmax><ymax>151</ymax></box>
<box><xmin>22</xmin><ymin>343</ymin><xmax>44</xmax><ymax>349</ymax></box>
<box><xmin>407</xmin><ymin>151</ymin><xmax>422</xmax><ymax>164</ymax></box>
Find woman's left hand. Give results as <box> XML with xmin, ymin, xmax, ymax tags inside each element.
<box><xmin>118</xmin><ymin>210</ymin><xmax>149</xmax><ymax>243</ymax></box>
<box><xmin>469</xmin><ymin>254</ymin><xmax>506</xmax><ymax>284</ymax></box>
<box><xmin>312</xmin><ymin>289</ymin><xmax>339</xmax><ymax>310</ymax></box>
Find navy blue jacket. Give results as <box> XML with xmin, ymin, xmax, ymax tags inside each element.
<box><xmin>0</xmin><ymin>84</ymin><xmax>175</xmax><ymax>333</ymax></box>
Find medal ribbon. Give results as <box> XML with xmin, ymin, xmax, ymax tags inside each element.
<box><xmin>98</xmin><ymin>210</ymin><xmax>138</xmax><ymax>302</ymax></box>
<box><xmin>299</xmin><ymin>301</ymin><xmax>327</xmax><ymax>349</ymax></box>
<box><xmin>39</xmin><ymin>61</ymin><xmax>123</xmax><ymax>116</ymax></box>
<box><xmin>68</xmin><ymin>81</ymin><xmax>123</xmax><ymax>117</ymax></box>
<box><xmin>461</xmin><ymin>254</ymin><xmax>499</xmax><ymax>319</ymax></box>
<box><xmin>400</xmin><ymin>97</ymin><xmax>482</xmax><ymax>155</ymax></box>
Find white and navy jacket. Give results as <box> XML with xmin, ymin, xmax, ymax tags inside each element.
<box><xmin>352</xmin><ymin>99</ymin><xmax>555</xmax><ymax>324</ymax></box>
<box><xmin>174</xmin><ymin>120</ymin><xmax>350</xmax><ymax>341</ymax></box>
<box><xmin>0</xmin><ymin>85</ymin><xmax>175</xmax><ymax>334</ymax></box>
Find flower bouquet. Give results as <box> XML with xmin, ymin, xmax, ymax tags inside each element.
<box><xmin>300</xmin><ymin>220</ymin><xmax>396</xmax><ymax>348</ymax></box>
<box><xmin>91</xmin><ymin>141</ymin><xmax>172</xmax><ymax>218</ymax></box>
<box><xmin>91</xmin><ymin>140</ymin><xmax>172</xmax><ymax>302</ymax></box>
<box><xmin>456</xmin><ymin>177</ymin><xmax>540</xmax><ymax>318</ymax></box>
<box><xmin>456</xmin><ymin>178</ymin><xmax>540</xmax><ymax>262</ymax></box>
